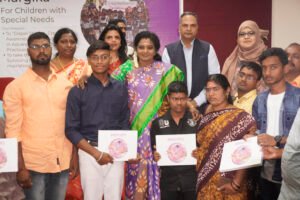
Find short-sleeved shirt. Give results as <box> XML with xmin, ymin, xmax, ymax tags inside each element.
<box><xmin>233</xmin><ymin>89</ymin><xmax>257</xmax><ymax>114</ymax></box>
<box><xmin>4</xmin><ymin>68</ymin><xmax>73</xmax><ymax>173</ymax></box>
<box><xmin>150</xmin><ymin>110</ymin><xmax>198</xmax><ymax>192</ymax></box>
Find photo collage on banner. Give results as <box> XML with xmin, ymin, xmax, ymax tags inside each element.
<box><xmin>0</xmin><ymin>0</ymin><xmax>180</xmax><ymax>77</ymax></box>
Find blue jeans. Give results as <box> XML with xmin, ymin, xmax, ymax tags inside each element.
<box><xmin>24</xmin><ymin>169</ymin><xmax>69</xmax><ymax>200</ymax></box>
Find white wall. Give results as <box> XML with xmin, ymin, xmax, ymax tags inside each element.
<box><xmin>272</xmin><ymin>0</ymin><xmax>300</xmax><ymax>48</ymax></box>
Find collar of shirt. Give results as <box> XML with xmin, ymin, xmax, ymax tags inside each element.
<box><xmin>89</xmin><ymin>74</ymin><xmax>115</xmax><ymax>87</ymax></box>
<box><xmin>165</xmin><ymin>110</ymin><xmax>190</xmax><ymax>122</ymax></box>
<box><xmin>234</xmin><ymin>89</ymin><xmax>257</xmax><ymax>103</ymax></box>
<box><xmin>180</xmin><ymin>39</ymin><xmax>195</xmax><ymax>49</ymax></box>
<box><xmin>27</xmin><ymin>67</ymin><xmax>57</xmax><ymax>82</ymax></box>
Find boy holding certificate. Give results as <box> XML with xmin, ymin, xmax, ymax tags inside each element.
<box><xmin>150</xmin><ymin>81</ymin><xmax>198</xmax><ymax>200</ymax></box>
<box><xmin>65</xmin><ymin>41</ymin><xmax>130</xmax><ymax>200</ymax></box>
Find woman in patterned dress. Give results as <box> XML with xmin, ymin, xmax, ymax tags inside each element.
<box><xmin>195</xmin><ymin>74</ymin><xmax>256</xmax><ymax>200</ymax></box>
<box><xmin>112</xmin><ymin>31</ymin><xmax>184</xmax><ymax>200</ymax></box>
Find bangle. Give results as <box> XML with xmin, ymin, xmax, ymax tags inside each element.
<box><xmin>96</xmin><ymin>152</ymin><xmax>103</xmax><ymax>162</ymax></box>
<box><xmin>231</xmin><ymin>182</ymin><xmax>239</xmax><ymax>191</ymax></box>
<box><xmin>231</xmin><ymin>180</ymin><xmax>241</xmax><ymax>191</ymax></box>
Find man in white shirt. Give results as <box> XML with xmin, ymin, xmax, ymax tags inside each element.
<box><xmin>162</xmin><ymin>11</ymin><xmax>220</xmax><ymax>107</ymax></box>
<box><xmin>252</xmin><ymin>47</ymin><xmax>300</xmax><ymax>200</ymax></box>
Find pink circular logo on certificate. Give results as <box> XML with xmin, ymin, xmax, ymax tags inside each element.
<box><xmin>0</xmin><ymin>147</ymin><xmax>7</xmax><ymax>168</ymax></box>
<box><xmin>167</xmin><ymin>143</ymin><xmax>187</xmax><ymax>163</ymax></box>
<box><xmin>108</xmin><ymin>138</ymin><xmax>128</xmax><ymax>159</ymax></box>
<box><xmin>231</xmin><ymin>145</ymin><xmax>252</xmax><ymax>165</ymax></box>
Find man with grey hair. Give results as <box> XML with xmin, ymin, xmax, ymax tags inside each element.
<box><xmin>284</xmin><ymin>43</ymin><xmax>300</xmax><ymax>87</ymax></box>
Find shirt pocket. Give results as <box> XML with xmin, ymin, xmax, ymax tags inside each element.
<box><xmin>256</xmin><ymin>113</ymin><xmax>267</xmax><ymax>132</ymax></box>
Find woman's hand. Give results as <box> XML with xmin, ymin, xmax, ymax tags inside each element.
<box><xmin>153</xmin><ymin>151</ymin><xmax>161</xmax><ymax>162</ymax></box>
<box><xmin>243</xmin><ymin>133</ymin><xmax>255</xmax><ymax>140</ymax></box>
<box><xmin>217</xmin><ymin>182</ymin><xmax>239</xmax><ymax>194</ymax></box>
<box><xmin>191</xmin><ymin>148</ymin><xmax>198</xmax><ymax>159</ymax></box>
<box><xmin>77</xmin><ymin>75</ymin><xmax>88</xmax><ymax>89</ymax></box>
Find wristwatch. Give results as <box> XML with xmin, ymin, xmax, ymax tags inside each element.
<box><xmin>274</xmin><ymin>135</ymin><xmax>282</xmax><ymax>147</ymax></box>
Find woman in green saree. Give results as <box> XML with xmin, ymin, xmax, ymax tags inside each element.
<box><xmin>112</xmin><ymin>31</ymin><xmax>184</xmax><ymax>200</ymax></box>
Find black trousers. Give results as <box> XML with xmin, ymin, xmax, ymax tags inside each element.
<box><xmin>161</xmin><ymin>189</ymin><xmax>196</xmax><ymax>200</ymax></box>
<box><xmin>258</xmin><ymin>177</ymin><xmax>281</xmax><ymax>200</ymax></box>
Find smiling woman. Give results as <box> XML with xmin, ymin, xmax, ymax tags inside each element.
<box><xmin>222</xmin><ymin>20</ymin><xmax>269</xmax><ymax>95</ymax></box>
<box><xmin>50</xmin><ymin>28</ymin><xmax>89</xmax><ymax>85</ymax></box>
<box><xmin>99</xmin><ymin>24</ymin><xmax>128</xmax><ymax>74</ymax></box>
<box><xmin>112</xmin><ymin>31</ymin><xmax>184</xmax><ymax>200</ymax></box>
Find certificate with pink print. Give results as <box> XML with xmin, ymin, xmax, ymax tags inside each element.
<box><xmin>98</xmin><ymin>130</ymin><xmax>137</xmax><ymax>161</ymax></box>
<box><xmin>220</xmin><ymin>136</ymin><xmax>262</xmax><ymax>172</ymax></box>
<box><xmin>156</xmin><ymin>134</ymin><xmax>196</xmax><ymax>166</ymax></box>
<box><xmin>0</xmin><ymin>138</ymin><xmax>18</xmax><ymax>172</ymax></box>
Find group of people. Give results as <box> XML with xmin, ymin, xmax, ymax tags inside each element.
<box><xmin>1</xmin><ymin>10</ymin><xmax>300</xmax><ymax>200</ymax></box>
<box><xmin>80</xmin><ymin>1</ymin><xmax>148</xmax><ymax>45</ymax></box>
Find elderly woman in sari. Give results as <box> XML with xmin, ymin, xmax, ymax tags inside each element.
<box><xmin>112</xmin><ymin>31</ymin><xmax>184</xmax><ymax>200</ymax></box>
<box><xmin>195</xmin><ymin>74</ymin><xmax>256</xmax><ymax>199</ymax></box>
<box><xmin>222</xmin><ymin>20</ymin><xmax>268</xmax><ymax>95</ymax></box>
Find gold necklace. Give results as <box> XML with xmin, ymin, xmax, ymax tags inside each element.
<box><xmin>57</xmin><ymin>56</ymin><xmax>75</xmax><ymax>72</ymax></box>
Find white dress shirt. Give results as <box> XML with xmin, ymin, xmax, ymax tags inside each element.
<box><xmin>162</xmin><ymin>40</ymin><xmax>220</xmax><ymax>106</ymax></box>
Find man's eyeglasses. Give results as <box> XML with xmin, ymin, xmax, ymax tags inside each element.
<box><xmin>238</xmin><ymin>71</ymin><xmax>257</xmax><ymax>81</ymax></box>
<box><xmin>169</xmin><ymin>97</ymin><xmax>188</xmax><ymax>102</ymax></box>
<box><xmin>238</xmin><ymin>31</ymin><xmax>255</xmax><ymax>38</ymax></box>
<box><xmin>90</xmin><ymin>55</ymin><xmax>110</xmax><ymax>61</ymax></box>
<box><xmin>29</xmin><ymin>44</ymin><xmax>51</xmax><ymax>50</ymax></box>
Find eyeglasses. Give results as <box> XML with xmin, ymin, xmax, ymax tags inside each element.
<box><xmin>238</xmin><ymin>71</ymin><xmax>257</xmax><ymax>81</ymax></box>
<box><xmin>238</xmin><ymin>31</ymin><xmax>255</xmax><ymax>38</ymax></box>
<box><xmin>169</xmin><ymin>97</ymin><xmax>188</xmax><ymax>102</ymax></box>
<box><xmin>90</xmin><ymin>55</ymin><xmax>110</xmax><ymax>61</ymax></box>
<box><xmin>29</xmin><ymin>44</ymin><xmax>51</xmax><ymax>50</ymax></box>
<box><xmin>288</xmin><ymin>54</ymin><xmax>300</xmax><ymax>60</ymax></box>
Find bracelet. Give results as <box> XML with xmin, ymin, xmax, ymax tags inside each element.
<box><xmin>96</xmin><ymin>152</ymin><xmax>104</xmax><ymax>162</ymax></box>
<box><xmin>231</xmin><ymin>182</ymin><xmax>239</xmax><ymax>192</ymax></box>
<box><xmin>231</xmin><ymin>180</ymin><xmax>241</xmax><ymax>191</ymax></box>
